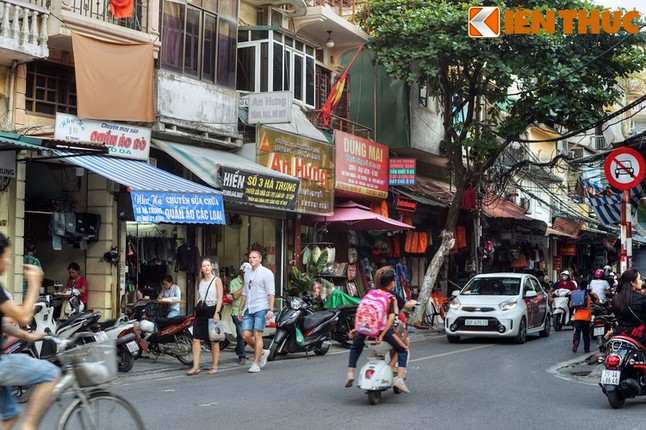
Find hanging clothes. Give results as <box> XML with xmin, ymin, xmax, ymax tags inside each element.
<box><xmin>110</xmin><ymin>0</ymin><xmax>134</xmax><ymax>18</ymax></box>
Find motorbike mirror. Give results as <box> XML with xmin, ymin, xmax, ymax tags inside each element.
<box><xmin>524</xmin><ymin>290</ymin><xmax>538</xmax><ymax>298</ymax></box>
<box><xmin>451</xmin><ymin>290</ymin><xmax>459</xmax><ymax>298</ymax></box>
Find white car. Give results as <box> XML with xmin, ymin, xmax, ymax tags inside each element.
<box><xmin>444</xmin><ymin>273</ymin><xmax>551</xmax><ymax>344</ymax></box>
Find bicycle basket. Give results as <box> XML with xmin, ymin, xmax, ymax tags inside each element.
<box><xmin>59</xmin><ymin>340</ymin><xmax>118</xmax><ymax>387</ymax></box>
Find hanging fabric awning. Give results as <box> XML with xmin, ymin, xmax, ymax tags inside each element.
<box><xmin>307</xmin><ymin>201</ymin><xmax>413</xmax><ymax>231</ymax></box>
<box><xmin>153</xmin><ymin>139</ymin><xmax>300</xmax><ymax>211</ymax></box>
<box><xmin>579</xmin><ymin>178</ymin><xmax>646</xmax><ymax>226</ymax></box>
<box><xmin>57</xmin><ymin>153</ymin><xmax>225</xmax><ymax>224</ymax></box>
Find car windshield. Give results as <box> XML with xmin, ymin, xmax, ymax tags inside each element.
<box><xmin>461</xmin><ymin>277</ymin><xmax>521</xmax><ymax>296</ymax></box>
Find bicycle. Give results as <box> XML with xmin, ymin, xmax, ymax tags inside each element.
<box><xmin>46</xmin><ymin>333</ymin><xmax>146</xmax><ymax>430</ymax></box>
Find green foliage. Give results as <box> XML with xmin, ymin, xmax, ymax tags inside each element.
<box><xmin>289</xmin><ymin>249</ymin><xmax>329</xmax><ymax>294</ymax></box>
<box><xmin>360</xmin><ymin>0</ymin><xmax>646</xmax><ymax>170</ymax></box>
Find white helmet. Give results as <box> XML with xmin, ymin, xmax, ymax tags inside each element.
<box><xmin>560</xmin><ymin>270</ymin><xmax>570</xmax><ymax>277</ymax></box>
<box><xmin>240</xmin><ymin>262</ymin><xmax>252</xmax><ymax>273</ymax></box>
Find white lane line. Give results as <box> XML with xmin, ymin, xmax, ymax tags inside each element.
<box><xmin>409</xmin><ymin>344</ymin><xmax>494</xmax><ymax>362</ymax></box>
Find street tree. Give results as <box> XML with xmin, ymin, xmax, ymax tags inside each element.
<box><xmin>359</xmin><ymin>0</ymin><xmax>646</xmax><ymax>324</ymax></box>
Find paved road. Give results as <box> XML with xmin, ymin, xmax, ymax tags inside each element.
<box><xmin>37</xmin><ymin>327</ymin><xmax>645</xmax><ymax>430</ymax></box>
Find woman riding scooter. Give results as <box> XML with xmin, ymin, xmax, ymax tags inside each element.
<box><xmin>611</xmin><ymin>269</ymin><xmax>646</xmax><ymax>343</ymax></box>
<box><xmin>345</xmin><ymin>270</ymin><xmax>410</xmax><ymax>394</ymax></box>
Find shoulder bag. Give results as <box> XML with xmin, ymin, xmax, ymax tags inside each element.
<box><xmin>194</xmin><ymin>277</ymin><xmax>215</xmax><ymax>318</ymax></box>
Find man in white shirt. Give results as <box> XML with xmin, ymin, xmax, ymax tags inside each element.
<box><xmin>590</xmin><ymin>269</ymin><xmax>610</xmax><ymax>304</ymax></box>
<box><xmin>238</xmin><ymin>250</ymin><xmax>275</xmax><ymax>373</ymax></box>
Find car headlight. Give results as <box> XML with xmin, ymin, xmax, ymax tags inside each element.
<box><xmin>449</xmin><ymin>298</ymin><xmax>461</xmax><ymax>310</ymax></box>
<box><xmin>499</xmin><ymin>298</ymin><xmax>518</xmax><ymax>311</ymax></box>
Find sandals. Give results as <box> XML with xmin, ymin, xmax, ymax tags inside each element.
<box><xmin>208</xmin><ymin>368</ymin><xmax>218</xmax><ymax>375</ymax></box>
<box><xmin>186</xmin><ymin>368</ymin><xmax>201</xmax><ymax>376</ymax></box>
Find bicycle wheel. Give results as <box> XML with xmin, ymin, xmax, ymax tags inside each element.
<box><xmin>57</xmin><ymin>390</ymin><xmax>145</xmax><ymax>430</ymax></box>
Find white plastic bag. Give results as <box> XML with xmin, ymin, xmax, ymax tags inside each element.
<box><xmin>208</xmin><ymin>320</ymin><xmax>225</xmax><ymax>342</ymax></box>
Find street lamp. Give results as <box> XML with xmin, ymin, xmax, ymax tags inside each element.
<box><xmin>325</xmin><ymin>31</ymin><xmax>335</xmax><ymax>48</ymax></box>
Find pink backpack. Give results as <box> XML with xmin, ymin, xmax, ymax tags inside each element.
<box><xmin>354</xmin><ymin>289</ymin><xmax>393</xmax><ymax>337</ymax></box>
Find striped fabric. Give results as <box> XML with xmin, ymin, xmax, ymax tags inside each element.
<box><xmin>579</xmin><ymin>178</ymin><xmax>646</xmax><ymax>226</ymax></box>
<box><xmin>57</xmin><ymin>153</ymin><xmax>220</xmax><ymax>195</ymax></box>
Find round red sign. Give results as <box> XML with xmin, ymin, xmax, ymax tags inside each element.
<box><xmin>604</xmin><ymin>147</ymin><xmax>645</xmax><ymax>190</ymax></box>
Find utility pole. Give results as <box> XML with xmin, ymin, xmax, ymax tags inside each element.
<box><xmin>620</xmin><ymin>189</ymin><xmax>632</xmax><ymax>272</ymax></box>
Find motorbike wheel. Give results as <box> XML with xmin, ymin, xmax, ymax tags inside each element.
<box><xmin>553</xmin><ymin>314</ymin><xmax>563</xmax><ymax>331</ymax></box>
<box><xmin>368</xmin><ymin>390</ymin><xmax>382</xmax><ymax>405</ymax></box>
<box><xmin>335</xmin><ymin>320</ymin><xmax>353</xmax><ymax>349</ymax></box>
<box><xmin>268</xmin><ymin>340</ymin><xmax>279</xmax><ymax>362</ymax></box>
<box><xmin>607</xmin><ymin>390</ymin><xmax>626</xmax><ymax>409</ymax></box>
<box><xmin>174</xmin><ymin>332</ymin><xmax>194</xmax><ymax>366</ymax></box>
<box><xmin>313</xmin><ymin>343</ymin><xmax>330</xmax><ymax>356</ymax></box>
<box><xmin>219</xmin><ymin>338</ymin><xmax>230</xmax><ymax>351</ymax></box>
<box><xmin>117</xmin><ymin>346</ymin><xmax>135</xmax><ymax>372</ymax></box>
<box><xmin>12</xmin><ymin>385</ymin><xmax>34</xmax><ymax>403</ymax></box>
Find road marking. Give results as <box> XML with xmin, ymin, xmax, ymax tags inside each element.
<box><xmin>198</xmin><ymin>402</ymin><xmax>219</xmax><ymax>407</ymax></box>
<box><xmin>409</xmin><ymin>344</ymin><xmax>494</xmax><ymax>362</ymax></box>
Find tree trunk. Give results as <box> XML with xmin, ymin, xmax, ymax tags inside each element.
<box><xmin>411</xmin><ymin>184</ymin><xmax>465</xmax><ymax>325</ymax></box>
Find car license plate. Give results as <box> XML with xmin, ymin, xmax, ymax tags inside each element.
<box><xmin>94</xmin><ymin>331</ymin><xmax>109</xmax><ymax>342</ymax></box>
<box><xmin>600</xmin><ymin>369</ymin><xmax>620</xmax><ymax>385</ymax></box>
<box><xmin>594</xmin><ymin>327</ymin><xmax>605</xmax><ymax>337</ymax></box>
<box><xmin>126</xmin><ymin>341</ymin><xmax>139</xmax><ymax>354</ymax></box>
<box><xmin>465</xmin><ymin>319</ymin><xmax>488</xmax><ymax>326</ymax></box>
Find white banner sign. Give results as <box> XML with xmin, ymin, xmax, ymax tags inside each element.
<box><xmin>0</xmin><ymin>151</ymin><xmax>16</xmax><ymax>177</ymax></box>
<box><xmin>54</xmin><ymin>113</ymin><xmax>151</xmax><ymax>161</ymax></box>
<box><xmin>248</xmin><ymin>91</ymin><xmax>292</xmax><ymax>124</ymax></box>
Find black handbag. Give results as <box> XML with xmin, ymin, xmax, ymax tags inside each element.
<box><xmin>194</xmin><ymin>278</ymin><xmax>215</xmax><ymax>317</ymax></box>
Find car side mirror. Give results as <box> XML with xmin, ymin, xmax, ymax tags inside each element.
<box><xmin>451</xmin><ymin>290</ymin><xmax>459</xmax><ymax>298</ymax></box>
<box><xmin>524</xmin><ymin>290</ymin><xmax>537</xmax><ymax>298</ymax></box>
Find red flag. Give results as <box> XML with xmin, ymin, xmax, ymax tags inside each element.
<box><xmin>321</xmin><ymin>44</ymin><xmax>364</xmax><ymax>126</ymax></box>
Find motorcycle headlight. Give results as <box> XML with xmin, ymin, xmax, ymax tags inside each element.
<box><xmin>290</xmin><ymin>297</ymin><xmax>304</xmax><ymax>310</ymax></box>
<box><xmin>499</xmin><ymin>298</ymin><xmax>518</xmax><ymax>311</ymax></box>
<box><xmin>449</xmin><ymin>298</ymin><xmax>461</xmax><ymax>310</ymax></box>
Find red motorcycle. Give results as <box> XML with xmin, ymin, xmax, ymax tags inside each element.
<box><xmin>127</xmin><ymin>300</ymin><xmax>195</xmax><ymax>365</ymax></box>
<box><xmin>599</xmin><ymin>335</ymin><xmax>646</xmax><ymax>408</ymax></box>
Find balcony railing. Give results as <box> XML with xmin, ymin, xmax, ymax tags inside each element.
<box><xmin>68</xmin><ymin>0</ymin><xmax>149</xmax><ymax>32</ymax></box>
<box><xmin>305</xmin><ymin>109</ymin><xmax>372</xmax><ymax>139</ymax></box>
<box><xmin>0</xmin><ymin>0</ymin><xmax>49</xmax><ymax>60</ymax></box>
<box><xmin>307</xmin><ymin>0</ymin><xmax>368</xmax><ymax>19</ymax></box>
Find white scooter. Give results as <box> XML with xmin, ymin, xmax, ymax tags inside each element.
<box><xmin>551</xmin><ymin>288</ymin><xmax>572</xmax><ymax>331</ymax></box>
<box><xmin>93</xmin><ymin>315</ymin><xmax>144</xmax><ymax>372</ymax></box>
<box><xmin>358</xmin><ymin>339</ymin><xmax>402</xmax><ymax>405</ymax></box>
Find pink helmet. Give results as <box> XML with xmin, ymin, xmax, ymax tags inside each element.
<box><xmin>594</xmin><ymin>269</ymin><xmax>604</xmax><ymax>279</ymax></box>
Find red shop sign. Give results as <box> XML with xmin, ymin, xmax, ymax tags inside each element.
<box><xmin>553</xmin><ymin>256</ymin><xmax>562</xmax><ymax>271</ymax></box>
<box><xmin>558</xmin><ymin>244</ymin><xmax>576</xmax><ymax>256</ymax></box>
<box><xmin>395</xmin><ymin>196</ymin><xmax>417</xmax><ymax>212</ymax></box>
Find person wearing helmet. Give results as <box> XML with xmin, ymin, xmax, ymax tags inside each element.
<box><xmin>590</xmin><ymin>269</ymin><xmax>611</xmax><ymax>304</ymax></box>
<box><xmin>554</xmin><ymin>271</ymin><xmax>577</xmax><ymax>292</ymax></box>
<box><xmin>229</xmin><ymin>262</ymin><xmax>251</xmax><ymax>365</ymax></box>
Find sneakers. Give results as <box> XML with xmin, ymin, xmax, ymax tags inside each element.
<box><xmin>572</xmin><ymin>341</ymin><xmax>579</xmax><ymax>353</ymax></box>
<box><xmin>259</xmin><ymin>349</ymin><xmax>269</xmax><ymax>368</ymax></box>
<box><xmin>248</xmin><ymin>363</ymin><xmax>261</xmax><ymax>373</ymax></box>
<box><xmin>393</xmin><ymin>378</ymin><xmax>411</xmax><ymax>394</ymax></box>
<box><xmin>345</xmin><ymin>373</ymin><xmax>354</xmax><ymax>388</ymax></box>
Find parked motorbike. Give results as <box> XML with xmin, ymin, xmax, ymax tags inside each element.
<box><xmin>592</xmin><ymin>314</ymin><xmax>617</xmax><ymax>352</ymax></box>
<box><xmin>357</xmin><ymin>339</ymin><xmax>405</xmax><ymax>405</ymax></box>
<box><xmin>127</xmin><ymin>299</ymin><xmax>194</xmax><ymax>365</ymax></box>
<box><xmin>599</xmin><ymin>335</ymin><xmax>646</xmax><ymax>408</ymax></box>
<box><xmin>330</xmin><ymin>304</ymin><xmax>357</xmax><ymax>349</ymax></box>
<box><xmin>267</xmin><ymin>293</ymin><xmax>339</xmax><ymax>361</ymax></box>
<box><xmin>90</xmin><ymin>316</ymin><xmax>145</xmax><ymax>372</ymax></box>
<box><xmin>551</xmin><ymin>288</ymin><xmax>572</xmax><ymax>331</ymax></box>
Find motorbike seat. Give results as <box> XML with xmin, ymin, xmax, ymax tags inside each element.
<box><xmin>98</xmin><ymin>319</ymin><xmax>118</xmax><ymax>331</ymax></box>
<box><xmin>156</xmin><ymin>315</ymin><xmax>186</xmax><ymax>330</ymax></box>
<box><xmin>301</xmin><ymin>310</ymin><xmax>337</xmax><ymax>331</ymax></box>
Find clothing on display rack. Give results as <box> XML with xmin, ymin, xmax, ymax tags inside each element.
<box><xmin>175</xmin><ymin>243</ymin><xmax>202</xmax><ymax>275</ymax></box>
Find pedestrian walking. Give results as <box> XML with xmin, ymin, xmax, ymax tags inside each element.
<box><xmin>187</xmin><ymin>258</ymin><xmax>223</xmax><ymax>376</ymax></box>
<box><xmin>238</xmin><ymin>250</ymin><xmax>275</xmax><ymax>373</ymax></box>
<box><xmin>229</xmin><ymin>262</ymin><xmax>250</xmax><ymax>365</ymax></box>
<box><xmin>571</xmin><ymin>281</ymin><xmax>598</xmax><ymax>353</ymax></box>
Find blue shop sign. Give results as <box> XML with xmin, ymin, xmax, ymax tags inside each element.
<box><xmin>130</xmin><ymin>191</ymin><xmax>225</xmax><ymax>224</ymax></box>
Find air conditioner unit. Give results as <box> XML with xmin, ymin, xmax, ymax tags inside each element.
<box><xmin>590</xmin><ymin>135</ymin><xmax>606</xmax><ymax>150</ymax></box>
<box><xmin>257</xmin><ymin>6</ymin><xmax>284</xmax><ymax>27</ymax></box>
<box><xmin>557</xmin><ymin>140</ymin><xmax>568</xmax><ymax>154</ymax></box>
<box><xmin>569</xmin><ymin>147</ymin><xmax>584</xmax><ymax>159</ymax></box>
